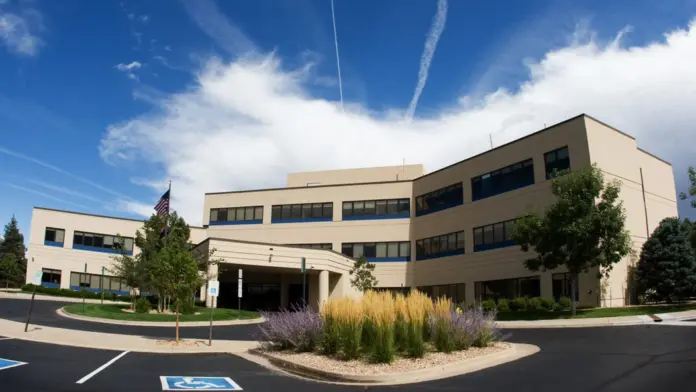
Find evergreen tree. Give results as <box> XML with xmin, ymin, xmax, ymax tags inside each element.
<box><xmin>635</xmin><ymin>217</ymin><xmax>696</xmax><ymax>302</ymax></box>
<box><xmin>0</xmin><ymin>216</ymin><xmax>27</xmax><ymax>287</ymax></box>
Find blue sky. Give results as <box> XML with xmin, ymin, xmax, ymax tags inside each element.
<box><xmin>1</xmin><ymin>0</ymin><xmax>696</xmax><ymax>239</ymax></box>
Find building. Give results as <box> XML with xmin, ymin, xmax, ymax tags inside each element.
<box><xmin>25</xmin><ymin>114</ymin><xmax>678</xmax><ymax>310</ymax></box>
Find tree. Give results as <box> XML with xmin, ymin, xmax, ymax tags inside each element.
<box><xmin>349</xmin><ymin>256</ymin><xmax>378</xmax><ymax>292</ymax></box>
<box><xmin>679</xmin><ymin>166</ymin><xmax>696</xmax><ymax>208</ymax></box>
<box><xmin>0</xmin><ymin>254</ymin><xmax>23</xmax><ymax>288</ymax></box>
<box><xmin>0</xmin><ymin>216</ymin><xmax>26</xmax><ymax>287</ymax></box>
<box><xmin>635</xmin><ymin>217</ymin><xmax>696</xmax><ymax>302</ymax></box>
<box><xmin>511</xmin><ymin>165</ymin><xmax>632</xmax><ymax>315</ymax></box>
<box><xmin>109</xmin><ymin>248</ymin><xmax>142</xmax><ymax>310</ymax></box>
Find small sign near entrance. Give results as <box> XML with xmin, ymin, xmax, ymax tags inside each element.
<box><xmin>32</xmin><ymin>271</ymin><xmax>42</xmax><ymax>286</ymax></box>
<box><xmin>160</xmin><ymin>376</ymin><xmax>242</xmax><ymax>391</ymax></box>
<box><xmin>207</xmin><ymin>280</ymin><xmax>220</xmax><ymax>297</ymax></box>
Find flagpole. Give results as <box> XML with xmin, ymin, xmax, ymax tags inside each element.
<box><xmin>165</xmin><ymin>180</ymin><xmax>171</xmax><ymax>238</ymax></box>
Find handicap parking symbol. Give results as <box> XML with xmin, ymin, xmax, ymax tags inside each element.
<box><xmin>0</xmin><ymin>358</ymin><xmax>27</xmax><ymax>371</ymax></box>
<box><xmin>160</xmin><ymin>376</ymin><xmax>242</xmax><ymax>391</ymax></box>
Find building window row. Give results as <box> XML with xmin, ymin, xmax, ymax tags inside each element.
<box><xmin>418</xmin><ymin>283</ymin><xmax>466</xmax><ymax>305</ymax></box>
<box><xmin>472</xmin><ymin>158</ymin><xmax>534</xmax><ymax>201</ymax></box>
<box><xmin>40</xmin><ymin>268</ymin><xmax>62</xmax><ymax>288</ymax></box>
<box><xmin>271</xmin><ymin>202</ymin><xmax>333</xmax><ymax>223</ymax></box>
<box><xmin>210</xmin><ymin>206</ymin><xmax>263</xmax><ymax>225</ymax></box>
<box><xmin>341</xmin><ymin>241</ymin><xmax>411</xmax><ymax>262</ymax></box>
<box><xmin>544</xmin><ymin>146</ymin><xmax>570</xmax><ymax>179</ymax></box>
<box><xmin>416</xmin><ymin>230</ymin><xmax>465</xmax><ymax>260</ymax></box>
<box><xmin>73</xmin><ymin>231</ymin><xmax>134</xmax><ymax>255</ymax></box>
<box><xmin>473</xmin><ymin>219</ymin><xmax>517</xmax><ymax>252</ymax></box>
<box><xmin>288</xmin><ymin>243</ymin><xmax>333</xmax><ymax>250</ymax></box>
<box><xmin>342</xmin><ymin>198</ymin><xmax>410</xmax><ymax>220</ymax></box>
<box><xmin>474</xmin><ymin>276</ymin><xmax>540</xmax><ymax>301</ymax></box>
<box><xmin>44</xmin><ymin>227</ymin><xmax>65</xmax><ymax>247</ymax></box>
<box><xmin>69</xmin><ymin>272</ymin><xmax>131</xmax><ymax>296</ymax></box>
<box><xmin>415</xmin><ymin>182</ymin><xmax>463</xmax><ymax>217</ymax></box>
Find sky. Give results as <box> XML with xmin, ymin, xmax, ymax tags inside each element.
<box><xmin>1</xmin><ymin>0</ymin><xmax>696</xmax><ymax>240</ymax></box>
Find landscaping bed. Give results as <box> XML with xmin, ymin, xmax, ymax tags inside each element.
<box><xmin>253</xmin><ymin>291</ymin><xmax>503</xmax><ymax>379</ymax></box>
<box><xmin>21</xmin><ymin>284</ymin><xmax>130</xmax><ymax>302</ymax></box>
<box><xmin>63</xmin><ymin>303</ymin><xmax>259</xmax><ymax>322</ymax></box>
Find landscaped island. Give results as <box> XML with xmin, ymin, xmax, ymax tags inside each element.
<box><xmin>63</xmin><ymin>303</ymin><xmax>259</xmax><ymax>322</ymax></box>
<box><xmin>253</xmin><ymin>290</ymin><xmax>505</xmax><ymax>375</ymax></box>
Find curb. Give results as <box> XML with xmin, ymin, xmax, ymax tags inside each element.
<box><xmin>245</xmin><ymin>343</ymin><xmax>539</xmax><ymax>385</ymax></box>
<box><xmin>1</xmin><ymin>293</ymin><xmax>127</xmax><ymax>305</ymax></box>
<box><xmin>57</xmin><ymin>307</ymin><xmax>265</xmax><ymax>327</ymax></box>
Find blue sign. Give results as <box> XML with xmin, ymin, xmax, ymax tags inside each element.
<box><xmin>0</xmin><ymin>358</ymin><xmax>27</xmax><ymax>371</ymax></box>
<box><xmin>209</xmin><ymin>288</ymin><xmax>218</xmax><ymax>296</ymax></box>
<box><xmin>160</xmin><ymin>376</ymin><xmax>242</xmax><ymax>391</ymax></box>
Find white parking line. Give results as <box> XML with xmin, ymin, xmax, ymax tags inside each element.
<box><xmin>0</xmin><ymin>338</ymin><xmax>14</xmax><ymax>341</ymax></box>
<box><xmin>75</xmin><ymin>351</ymin><xmax>130</xmax><ymax>384</ymax></box>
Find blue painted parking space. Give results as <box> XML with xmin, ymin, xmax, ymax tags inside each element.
<box><xmin>160</xmin><ymin>376</ymin><xmax>242</xmax><ymax>391</ymax></box>
<box><xmin>0</xmin><ymin>358</ymin><xmax>27</xmax><ymax>371</ymax></box>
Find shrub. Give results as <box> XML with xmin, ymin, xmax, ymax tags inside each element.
<box><xmin>527</xmin><ymin>297</ymin><xmax>541</xmax><ymax>310</ymax></box>
<box><xmin>135</xmin><ymin>297</ymin><xmax>151</xmax><ymax>314</ymax></box>
<box><xmin>496</xmin><ymin>298</ymin><xmax>510</xmax><ymax>312</ymax></box>
<box><xmin>332</xmin><ymin>298</ymin><xmax>363</xmax><ymax>360</ymax></box>
<box><xmin>558</xmin><ymin>297</ymin><xmax>572</xmax><ymax>311</ymax></box>
<box><xmin>481</xmin><ymin>299</ymin><xmax>497</xmax><ymax>311</ymax></box>
<box><xmin>450</xmin><ymin>306</ymin><xmax>501</xmax><ymax>349</ymax></box>
<box><xmin>194</xmin><ymin>299</ymin><xmax>206</xmax><ymax>307</ymax></box>
<box><xmin>393</xmin><ymin>294</ymin><xmax>409</xmax><ymax>352</ymax></box>
<box><xmin>257</xmin><ymin>304</ymin><xmax>323</xmax><ymax>352</ymax></box>
<box><xmin>178</xmin><ymin>299</ymin><xmax>196</xmax><ymax>315</ymax></box>
<box><xmin>637</xmin><ymin>295</ymin><xmax>645</xmax><ymax>305</ymax></box>
<box><xmin>539</xmin><ymin>297</ymin><xmax>556</xmax><ymax>311</ymax></box>
<box><xmin>510</xmin><ymin>297</ymin><xmax>527</xmax><ymax>311</ymax></box>
<box><xmin>364</xmin><ymin>291</ymin><xmax>396</xmax><ymax>363</ymax></box>
<box><xmin>320</xmin><ymin>300</ymin><xmax>340</xmax><ymax>355</ymax></box>
<box><xmin>430</xmin><ymin>297</ymin><xmax>455</xmax><ymax>353</ymax></box>
<box><xmin>404</xmin><ymin>291</ymin><xmax>429</xmax><ymax>358</ymax></box>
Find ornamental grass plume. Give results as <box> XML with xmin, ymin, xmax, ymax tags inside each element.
<box><xmin>334</xmin><ymin>297</ymin><xmax>363</xmax><ymax>360</ymax></box>
<box><xmin>431</xmin><ymin>296</ymin><xmax>455</xmax><ymax>353</ymax></box>
<box><xmin>361</xmin><ymin>290</ymin><xmax>378</xmax><ymax>348</ymax></box>
<box><xmin>394</xmin><ymin>293</ymin><xmax>409</xmax><ymax>352</ymax></box>
<box><xmin>364</xmin><ymin>291</ymin><xmax>396</xmax><ymax>363</ymax></box>
<box><xmin>404</xmin><ymin>290</ymin><xmax>429</xmax><ymax>357</ymax></box>
<box><xmin>320</xmin><ymin>299</ymin><xmax>340</xmax><ymax>355</ymax></box>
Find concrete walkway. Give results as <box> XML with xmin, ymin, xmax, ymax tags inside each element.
<box><xmin>0</xmin><ymin>291</ymin><xmax>126</xmax><ymax>305</ymax></box>
<box><xmin>496</xmin><ymin>309</ymin><xmax>696</xmax><ymax>328</ymax></box>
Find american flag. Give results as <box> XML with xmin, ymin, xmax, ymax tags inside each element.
<box><xmin>154</xmin><ymin>189</ymin><xmax>170</xmax><ymax>216</ymax></box>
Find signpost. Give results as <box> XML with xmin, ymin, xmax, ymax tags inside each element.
<box><xmin>24</xmin><ymin>271</ymin><xmax>43</xmax><ymax>332</ymax></box>
<box><xmin>82</xmin><ymin>263</ymin><xmax>87</xmax><ymax>312</ymax></box>
<box><xmin>237</xmin><ymin>269</ymin><xmax>243</xmax><ymax>318</ymax></box>
<box><xmin>100</xmin><ymin>266</ymin><xmax>105</xmax><ymax>304</ymax></box>
<box><xmin>301</xmin><ymin>257</ymin><xmax>306</xmax><ymax>305</ymax></box>
<box><xmin>207</xmin><ymin>280</ymin><xmax>219</xmax><ymax>346</ymax></box>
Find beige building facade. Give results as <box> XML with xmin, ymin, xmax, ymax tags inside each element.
<box><xmin>26</xmin><ymin>114</ymin><xmax>678</xmax><ymax>310</ymax></box>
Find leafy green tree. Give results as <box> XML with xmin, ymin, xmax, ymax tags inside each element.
<box><xmin>0</xmin><ymin>216</ymin><xmax>26</xmax><ymax>287</ymax></box>
<box><xmin>349</xmin><ymin>255</ymin><xmax>378</xmax><ymax>292</ymax></box>
<box><xmin>0</xmin><ymin>254</ymin><xmax>23</xmax><ymax>288</ymax></box>
<box><xmin>635</xmin><ymin>217</ymin><xmax>696</xmax><ymax>302</ymax></box>
<box><xmin>679</xmin><ymin>166</ymin><xmax>696</xmax><ymax>208</ymax></box>
<box><xmin>511</xmin><ymin>165</ymin><xmax>632</xmax><ymax>315</ymax></box>
<box><xmin>109</xmin><ymin>247</ymin><xmax>142</xmax><ymax>310</ymax></box>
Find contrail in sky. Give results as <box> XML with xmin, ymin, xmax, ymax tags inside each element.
<box><xmin>330</xmin><ymin>0</ymin><xmax>344</xmax><ymax>112</ymax></box>
<box><xmin>405</xmin><ymin>0</ymin><xmax>448</xmax><ymax>121</ymax></box>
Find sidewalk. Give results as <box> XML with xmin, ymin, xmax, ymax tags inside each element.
<box><xmin>0</xmin><ymin>317</ymin><xmax>258</xmax><ymax>354</ymax></box>
<box><xmin>0</xmin><ymin>291</ymin><xmax>126</xmax><ymax>305</ymax></box>
<box><xmin>496</xmin><ymin>309</ymin><xmax>696</xmax><ymax>328</ymax></box>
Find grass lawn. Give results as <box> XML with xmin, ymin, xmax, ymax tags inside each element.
<box><xmin>63</xmin><ymin>303</ymin><xmax>259</xmax><ymax>322</ymax></box>
<box><xmin>495</xmin><ymin>303</ymin><xmax>696</xmax><ymax>321</ymax></box>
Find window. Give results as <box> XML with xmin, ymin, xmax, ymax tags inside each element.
<box><xmin>44</xmin><ymin>228</ymin><xmax>65</xmax><ymax>246</ymax></box>
<box><xmin>415</xmin><ymin>183</ymin><xmax>463</xmax><ymax>216</ymax></box>
<box><xmin>69</xmin><ymin>271</ymin><xmax>128</xmax><ymax>295</ymax></box>
<box><xmin>342</xmin><ymin>198</ymin><xmax>410</xmax><ymax>220</ymax></box>
<box><xmin>544</xmin><ymin>146</ymin><xmax>571</xmax><ymax>179</ymax></box>
<box><xmin>415</xmin><ymin>230</ymin><xmax>465</xmax><ymax>260</ymax></box>
<box><xmin>209</xmin><ymin>206</ymin><xmax>264</xmax><ymax>225</ymax></box>
<box><xmin>474</xmin><ymin>276</ymin><xmax>540</xmax><ymax>301</ymax></box>
<box><xmin>271</xmin><ymin>202</ymin><xmax>333</xmax><ymax>223</ymax></box>
<box><xmin>473</xmin><ymin>218</ymin><xmax>518</xmax><ymax>251</ymax></box>
<box><xmin>418</xmin><ymin>283</ymin><xmax>466</xmax><ymax>305</ymax></box>
<box><xmin>341</xmin><ymin>241</ymin><xmax>410</xmax><ymax>261</ymax></box>
<box><xmin>73</xmin><ymin>231</ymin><xmax>134</xmax><ymax>255</ymax></box>
<box><xmin>471</xmin><ymin>158</ymin><xmax>534</xmax><ymax>201</ymax></box>
<box><xmin>41</xmin><ymin>268</ymin><xmax>61</xmax><ymax>287</ymax></box>
<box><xmin>288</xmin><ymin>243</ymin><xmax>333</xmax><ymax>250</ymax></box>
<box><xmin>552</xmin><ymin>273</ymin><xmax>579</xmax><ymax>301</ymax></box>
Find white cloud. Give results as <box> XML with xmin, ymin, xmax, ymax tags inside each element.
<box><xmin>180</xmin><ymin>0</ymin><xmax>257</xmax><ymax>55</ymax></box>
<box><xmin>4</xmin><ymin>183</ymin><xmax>90</xmax><ymax>210</ymax></box>
<box><xmin>0</xmin><ymin>5</ymin><xmax>43</xmax><ymax>56</ymax></box>
<box><xmin>26</xmin><ymin>179</ymin><xmax>101</xmax><ymax>203</ymax></box>
<box><xmin>101</xmin><ymin>20</ymin><xmax>696</xmax><ymax>225</ymax></box>
<box><xmin>115</xmin><ymin>61</ymin><xmax>142</xmax><ymax>80</ymax></box>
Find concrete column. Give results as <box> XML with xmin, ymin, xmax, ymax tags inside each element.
<box><xmin>199</xmin><ymin>284</ymin><xmax>207</xmax><ymax>302</ymax></box>
<box><xmin>540</xmin><ymin>271</ymin><xmax>553</xmax><ymax>299</ymax></box>
<box><xmin>319</xmin><ymin>270</ymin><xmax>329</xmax><ymax>309</ymax></box>
<box><xmin>280</xmin><ymin>274</ymin><xmax>289</xmax><ymax>309</ymax></box>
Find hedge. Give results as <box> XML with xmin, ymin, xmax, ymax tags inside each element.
<box><xmin>21</xmin><ymin>284</ymin><xmax>130</xmax><ymax>302</ymax></box>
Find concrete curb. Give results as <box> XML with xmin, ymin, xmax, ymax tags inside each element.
<box><xmin>244</xmin><ymin>343</ymin><xmax>540</xmax><ymax>386</ymax></box>
<box><xmin>0</xmin><ymin>292</ymin><xmax>127</xmax><ymax>305</ymax></box>
<box><xmin>57</xmin><ymin>307</ymin><xmax>265</xmax><ymax>327</ymax></box>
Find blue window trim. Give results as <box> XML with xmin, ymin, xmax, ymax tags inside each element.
<box><xmin>366</xmin><ymin>257</ymin><xmax>410</xmax><ymax>262</ymax></box>
<box><xmin>415</xmin><ymin>201</ymin><xmax>463</xmax><ymax>217</ymax></box>
<box><xmin>44</xmin><ymin>240</ymin><xmax>64</xmax><ymax>248</ymax></box>
<box><xmin>72</xmin><ymin>244</ymin><xmax>133</xmax><ymax>256</ymax></box>
<box><xmin>474</xmin><ymin>240</ymin><xmax>517</xmax><ymax>252</ymax></box>
<box><xmin>69</xmin><ymin>286</ymin><xmax>129</xmax><ymax>297</ymax></box>
<box><xmin>209</xmin><ymin>219</ymin><xmax>262</xmax><ymax>226</ymax></box>
<box><xmin>41</xmin><ymin>282</ymin><xmax>60</xmax><ymax>289</ymax></box>
<box><xmin>344</xmin><ymin>213</ymin><xmax>410</xmax><ymax>221</ymax></box>
<box><xmin>417</xmin><ymin>248</ymin><xmax>465</xmax><ymax>261</ymax></box>
<box><xmin>271</xmin><ymin>217</ymin><xmax>333</xmax><ymax>224</ymax></box>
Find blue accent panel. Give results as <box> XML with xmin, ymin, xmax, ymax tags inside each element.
<box><xmin>417</xmin><ymin>248</ymin><xmax>465</xmax><ymax>261</ymax></box>
<box><xmin>69</xmin><ymin>286</ymin><xmax>129</xmax><ymax>297</ymax></box>
<box><xmin>366</xmin><ymin>257</ymin><xmax>410</xmax><ymax>262</ymax></box>
<box><xmin>44</xmin><ymin>240</ymin><xmax>64</xmax><ymax>247</ymax></box>
<box><xmin>471</xmin><ymin>178</ymin><xmax>534</xmax><ymax>201</ymax></box>
<box><xmin>344</xmin><ymin>214</ymin><xmax>410</xmax><ymax>221</ymax></box>
<box><xmin>415</xmin><ymin>201</ymin><xmax>463</xmax><ymax>217</ymax></box>
<box><xmin>72</xmin><ymin>244</ymin><xmax>133</xmax><ymax>256</ymax></box>
<box><xmin>41</xmin><ymin>282</ymin><xmax>60</xmax><ymax>289</ymax></box>
<box><xmin>474</xmin><ymin>240</ymin><xmax>517</xmax><ymax>252</ymax></box>
<box><xmin>209</xmin><ymin>220</ymin><xmax>262</xmax><ymax>226</ymax></box>
<box><xmin>271</xmin><ymin>217</ymin><xmax>333</xmax><ymax>224</ymax></box>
